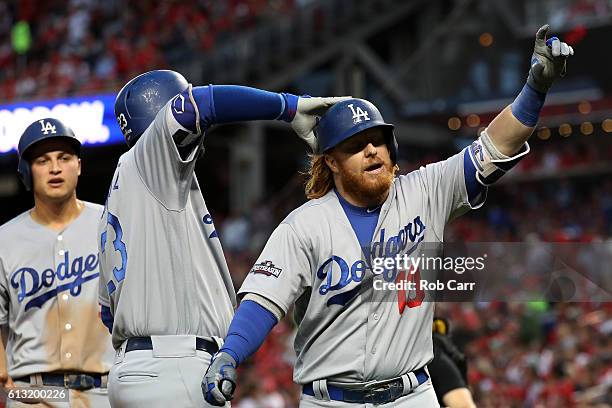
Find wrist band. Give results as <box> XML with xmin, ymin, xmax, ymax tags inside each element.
<box><xmin>510</xmin><ymin>83</ymin><xmax>546</xmax><ymax>127</ymax></box>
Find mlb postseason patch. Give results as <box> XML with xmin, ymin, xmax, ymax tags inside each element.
<box><xmin>250</xmin><ymin>261</ymin><xmax>282</xmax><ymax>278</ymax></box>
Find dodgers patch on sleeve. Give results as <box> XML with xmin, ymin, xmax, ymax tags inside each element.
<box><xmin>250</xmin><ymin>261</ymin><xmax>283</xmax><ymax>278</ymax></box>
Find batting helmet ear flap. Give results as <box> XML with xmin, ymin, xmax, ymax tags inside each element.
<box><xmin>17</xmin><ymin>158</ymin><xmax>31</xmax><ymax>191</ymax></box>
<box><xmin>385</xmin><ymin>127</ymin><xmax>399</xmax><ymax>164</ymax></box>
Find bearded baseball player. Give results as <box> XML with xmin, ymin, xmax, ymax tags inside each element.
<box><xmin>98</xmin><ymin>69</ymin><xmax>347</xmax><ymax>408</ymax></box>
<box><xmin>0</xmin><ymin>118</ymin><xmax>113</xmax><ymax>407</ymax></box>
<box><xmin>204</xmin><ymin>25</ymin><xmax>574</xmax><ymax>406</ymax></box>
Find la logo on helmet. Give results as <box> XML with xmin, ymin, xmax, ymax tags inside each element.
<box><xmin>348</xmin><ymin>104</ymin><xmax>370</xmax><ymax>124</ymax></box>
<box><xmin>38</xmin><ymin>120</ymin><xmax>57</xmax><ymax>135</ymax></box>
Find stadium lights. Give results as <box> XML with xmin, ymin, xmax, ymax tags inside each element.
<box><xmin>559</xmin><ymin>123</ymin><xmax>572</xmax><ymax>137</ymax></box>
<box><xmin>580</xmin><ymin>122</ymin><xmax>593</xmax><ymax>135</ymax></box>
<box><xmin>537</xmin><ymin>127</ymin><xmax>551</xmax><ymax>140</ymax></box>
<box><xmin>578</xmin><ymin>101</ymin><xmax>592</xmax><ymax>114</ymax></box>
<box><xmin>479</xmin><ymin>32</ymin><xmax>493</xmax><ymax>47</ymax></box>
<box><xmin>466</xmin><ymin>114</ymin><xmax>480</xmax><ymax>127</ymax></box>
<box><xmin>447</xmin><ymin>117</ymin><xmax>461</xmax><ymax>130</ymax></box>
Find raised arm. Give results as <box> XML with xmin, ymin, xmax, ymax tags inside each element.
<box><xmin>115</xmin><ymin>70</ymin><xmax>349</xmax><ymax>151</ymax></box>
<box><xmin>487</xmin><ymin>24</ymin><xmax>574</xmax><ymax>156</ymax></box>
<box><xmin>172</xmin><ymin>85</ymin><xmax>349</xmax><ymax>151</ymax></box>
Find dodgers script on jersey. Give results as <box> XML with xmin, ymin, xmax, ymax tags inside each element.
<box><xmin>99</xmin><ymin>100</ymin><xmax>235</xmax><ymax>349</ymax></box>
<box><xmin>0</xmin><ymin>202</ymin><xmax>113</xmax><ymax>378</ymax></box>
<box><xmin>239</xmin><ymin>148</ymin><xmax>486</xmax><ymax>384</ymax></box>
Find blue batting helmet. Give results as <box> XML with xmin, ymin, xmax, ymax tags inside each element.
<box><xmin>17</xmin><ymin>118</ymin><xmax>81</xmax><ymax>191</ymax></box>
<box><xmin>114</xmin><ymin>70</ymin><xmax>189</xmax><ymax>147</ymax></box>
<box><xmin>314</xmin><ymin>98</ymin><xmax>398</xmax><ymax>163</ymax></box>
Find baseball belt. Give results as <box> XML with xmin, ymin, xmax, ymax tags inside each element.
<box><xmin>303</xmin><ymin>367</ymin><xmax>429</xmax><ymax>404</ymax></box>
<box><xmin>14</xmin><ymin>372</ymin><xmax>108</xmax><ymax>390</ymax></box>
<box><xmin>125</xmin><ymin>336</ymin><xmax>219</xmax><ymax>354</ymax></box>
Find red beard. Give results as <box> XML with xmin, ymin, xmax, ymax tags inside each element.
<box><xmin>337</xmin><ymin>160</ymin><xmax>395</xmax><ymax>206</ymax></box>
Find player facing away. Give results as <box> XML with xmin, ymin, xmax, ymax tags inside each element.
<box><xmin>204</xmin><ymin>25</ymin><xmax>574</xmax><ymax>407</ymax></box>
<box><xmin>0</xmin><ymin>118</ymin><xmax>113</xmax><ymax>408</ymax></box>
<box><xmin>98</xmin><ymin>69</ymin><xmax>348</xmax><ymax>408</ymax></box>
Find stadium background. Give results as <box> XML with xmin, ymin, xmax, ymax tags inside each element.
<box><xmin>0</xmin><ymin>0</ymin><xmax>611</xmax><ymax>406</ymax></box>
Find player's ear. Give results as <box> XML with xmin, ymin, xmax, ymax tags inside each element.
<box><xmin>324</xmin><ymin>153</ymin><xmax>340</xmax><ymax>174</ymax></box>
<box><xmin>77</xmin><ymin>157</ymin><xmax>81</xmax><ymax>176</ymax></box>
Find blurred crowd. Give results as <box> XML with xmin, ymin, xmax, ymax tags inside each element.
<box><xmin>215</xmin><ymin>137</ymin><xmax>612</xmax><ymax>407</ymax></box>
<box><xmin>0</xmin><ymin>0</ymin><xmax>295</xmax><ymax>101</ymax></box>
<box><xmin>440</xmin><ymin>302</ymin><xmax>612</xmax><ymax>408</ymax></box>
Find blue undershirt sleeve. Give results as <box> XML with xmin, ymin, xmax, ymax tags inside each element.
<box><xmin>172</xmin><ymin>85</ymin><xmax>298</xmax><ymax>134</ymax></box>
<box><xmin>219</xmin><ymin>300</ymin><xmax>278</xmax><ymax>365</ymax></box>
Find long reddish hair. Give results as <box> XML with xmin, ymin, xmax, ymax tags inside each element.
<box><xmin>304</xmin><ymin>154</ymin><xmax>333</xmax><ymax>199</ymax></box>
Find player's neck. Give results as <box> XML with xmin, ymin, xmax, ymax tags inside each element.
<box><xmin>31</xmin><ymin>194</ymin><xmax>84</xmax><ymax>231</ymax></box>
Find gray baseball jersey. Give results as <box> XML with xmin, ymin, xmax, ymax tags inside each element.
<box><xmin>0</xmin><ymin>202</ymin><xmax>113</xmax><ymax>378</ymax></box>
<box><xmin>98</xmin><ymin>100</ymin><xmax>235</xmax><ymax>350</ymax></box>
<box><xmin>238</xmin><ymin>147</ymin><xmax>486</xmax><ymax>384</ymax></box>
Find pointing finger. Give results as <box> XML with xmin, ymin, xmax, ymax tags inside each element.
<box><xmin>536</xmin><ymin>24</ymin><xmax>549</xmax><ymax>41</ymax></box>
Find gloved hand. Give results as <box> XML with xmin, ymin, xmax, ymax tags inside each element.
<box><xmin>527</xmin><ymin>24</ymin><xmax>574</xmax><ymax>93</ymax></box>
<box><xmin>202</xmin><ymin>351</ymin><xmax>237</xmax><ymax>406</ymax></box>
<box><xmin>291</xmin><ymin>96</ymin><xmax>351</xmax><ymax>151</ymax></box>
